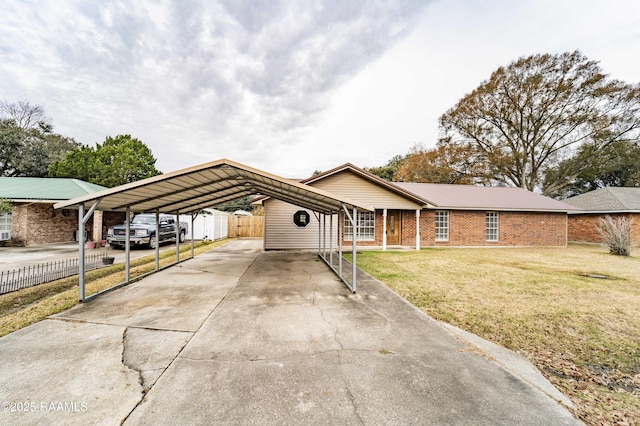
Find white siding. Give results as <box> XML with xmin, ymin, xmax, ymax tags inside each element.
<box><xmin>264</xmin><ymin>199</ymin><xmax>337</xmax><ymax>250</ymax></box>
<box><xmin>311</xmin><ymin>171</ymin><xmax>422</xmax><ymax>210</ymax></box>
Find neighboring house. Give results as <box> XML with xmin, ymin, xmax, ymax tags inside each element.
<box><xmin>257</xmin><ymin>163</ymin><xmax>577</xmax><ymax>249</ymax></box>
<box><xmin>564</xmin><ymin>187</ymin><xmax>640</xmax><ymax>244</ymax></box>
<box><xmin>0</xmin><ymin>177</ymin><xmax>121</xmax><ymax>245</ymax></box>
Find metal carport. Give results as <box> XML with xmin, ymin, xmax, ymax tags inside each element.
<box><xmin>53</xmin><ymin>158</ymin><xmax>372</xmax><ymax>302</ymax></box>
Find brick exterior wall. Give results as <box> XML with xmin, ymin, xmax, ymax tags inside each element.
<box><xmin>10</xmin><ymin>203</ymin><xmax>125</xmax><ymax>246</ymax></box>
<box><xmin>341</xmin><ymin>209</ymin><xmax>568</xmax><ymax>247</ymax></box>
<box><xmin>568</xmin><ymin>213</ymin><xmax>640</xmax><ymax>244</ymax></box>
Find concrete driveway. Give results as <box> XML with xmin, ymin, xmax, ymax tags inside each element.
<box><xmin>0</xmin><ymin>239</ymin><xmax>579</xmax><ymax>425</ymax></box>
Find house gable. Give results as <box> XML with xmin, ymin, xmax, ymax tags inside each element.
<box><xmin>309</xmin><ymin>169</ymin><xmax>424</xmax><ymax>210</ymax></box>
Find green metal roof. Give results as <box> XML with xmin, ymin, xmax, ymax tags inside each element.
<box><xmin>0</xmin><ymin>177</ymin><xmax>107</xmax><ymax>201</ymax></box>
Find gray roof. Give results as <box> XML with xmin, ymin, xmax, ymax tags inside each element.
<box><xmin>394</xmin><ymin>182</ymin><xmax>578</xmax><ymax>212</ymax></box>
<box><xmin>564</xmin><ymin>187</ymin><xmax>640</xmax><ymax>212</ymax></box>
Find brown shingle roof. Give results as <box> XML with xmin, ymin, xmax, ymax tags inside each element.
<box><xmin>395</xmin><ymin>182</ymin><xmax>578</xmax><ymax>212</ymax></box>
<box><xmin>254</xmin><ymin>163</ymin><xmax>578</xmax><ymax>212</ymax></box>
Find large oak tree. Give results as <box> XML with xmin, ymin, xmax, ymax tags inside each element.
<box><xmin>439</xmin><ymin>51</ymin><xmax>640</xmax><ymax>195</ymax></box>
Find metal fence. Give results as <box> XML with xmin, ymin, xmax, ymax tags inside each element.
<box><xmin>0</xmin><ymin>253</ymin><xmax>108</xmax><ymax>295</ymax></box>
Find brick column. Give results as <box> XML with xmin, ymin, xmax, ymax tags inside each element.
<box><xmin>93</xmin><ymin>210</ymin><xmax>104</xmax><ymax>243</ymax></box>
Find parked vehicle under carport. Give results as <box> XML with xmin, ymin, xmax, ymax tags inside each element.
<box><xmin>107</xmin><ymin>214</ymin><xmax>188</xmax><ymax>249</ymax></box>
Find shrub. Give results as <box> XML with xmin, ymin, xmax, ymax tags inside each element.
<box><xmin>596</xmin><ymin>215</ymin><xmax>634</xmax><ymax>256</ymax></box>
<box><xmin>0</xmin><ymin>198</ymin><xmax>11</xmax><ymax>213</ymax></box>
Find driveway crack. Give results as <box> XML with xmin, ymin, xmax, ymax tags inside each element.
<box><xmin>312</xmin><ymin>282</ymin><xmax>343</xmax><ymax>350</ymax></box>
<box><xmin>310</xmin><ymin>284</ymin><xmax>362</xmax><ymax>423</ymax></box>
<box><xmin>121</xmin><ymin>327</ymin><xmax>145</xmax><ymax>392</ymax></box>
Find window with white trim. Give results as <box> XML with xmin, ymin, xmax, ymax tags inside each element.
<box><xmin>486</xmin><ymin>212</ymin><xmax>499</xmax><ymax>241</ymax></box>
<box><xmin>435</xmin><ymin>211</ymin><xmax>449</xmax><ymax>241</ymax></box>
<box><xmin>0</xmin><ymin>212</ymin><xmax>11</xmax><ymax>241</ymax></box>
<box><xmin>344</xmin><ymin>211</ymin><xmax>375</xmax><ymax>241</ymax></box>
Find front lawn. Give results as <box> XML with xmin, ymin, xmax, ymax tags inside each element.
<box><xmin>352</xmin><ymin>244</ymin><xmax>640</xmax><ymax>426</ymax></box>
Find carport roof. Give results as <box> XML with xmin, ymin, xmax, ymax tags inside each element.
<box><xmin>53</xmin><ymin>159</ymin><xmax>372</xmax><ymax>214</ymax></box>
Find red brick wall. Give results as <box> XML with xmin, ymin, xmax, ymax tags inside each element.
<box><xmin>420</xmin><ymin>210</ymin><xmax>566</xmax><ymax>247</ymax></box>
<box><xmin>11</xmin><ymin>203</ymin><xmax>84</xmax><ymax>245</ymax></box>
<box><xmin>401</xmin><ymin>210</ymin><xmax>417</xmax><ymax>246</ymax></box>
<box><xmin>568</xmin><ymin>213</ymin><xmax>640</xmax><ymax>244</ymax></box>
<box><xmin>10</xmin><ymin>203</ymin><xmax>126</xmax><ymax>246</ymax></box>
<box><xmin>340</xmin><ymin>209</ymin><xmax>567</xmax><ymax>247</ymax></box>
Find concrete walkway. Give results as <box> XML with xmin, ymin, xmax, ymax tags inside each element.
<box><xmin>0</xmin><ymin>239</ymin><xmax>579</xmax><ymax>425</ymax></box>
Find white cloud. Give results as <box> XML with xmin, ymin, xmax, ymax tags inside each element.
<box><xmin>0</xmin><ymin>0</ymin><xmax>639</xmax><ymax>178</ymax></box>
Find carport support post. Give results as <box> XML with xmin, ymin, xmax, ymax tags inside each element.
<box><xmin>322</xmin><ymin>214</ymin><xmax>326</xmax><ymax>258</ymax></box>
<box><xmin>190</xmin><ymin>212</ymin><xmax>196</xmax><ymax>258</ymax></box>
<box><xmin>77</xmin><ymin>199</ymin><xmax>101</xmax><ymax>301</ymax></box>
<box><xmin>125</xmin><ymin>207</ymin><xmax>131</xmax><ymax>282</ymax></box>
<box><xmin>155</xmin><ymin>210</ymin><xmax>160</xmax><ymax>271</ymax></box>
<box><xmin>338</xmin><ymin>211</ymin><xmax>343</xmax><ymax>278</ymax></box>
<box><xmin>352</xmin><ymin>206</ymin><xmax>357</xmax><ymax>293</ymax></box>
<box><xmin>329</xmin><ymin>213</ymin><xmax>333</xmax><ymax>266</ymax></box>
<box><xmin>78</xmin><ymin>203</ymin><xmax>85</xmax><ymax>301</ymax></box>
<box><xmin>175</xmin><ymin>209</ymin><xmax>180</xmax><ymax>263</ymax></box>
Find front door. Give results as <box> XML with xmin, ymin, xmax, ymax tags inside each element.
<box><xmin>386</xmin><ymin>210</ymin><xmax>401</xmax><ymax>245</ymax></box>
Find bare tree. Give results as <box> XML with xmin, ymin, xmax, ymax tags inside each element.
<box><xmin>0</xmin><ymin>99</ymin><xmax>50</xmax><ymax>131</ymax></box>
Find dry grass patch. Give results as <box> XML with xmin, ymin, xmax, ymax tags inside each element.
<box><xmin>0</xmin><ymin>239</ymin><xmax>232</xmax><ymax>337</ymax></box>
<box><xmin>352</xmin><ymin>244</ymin><xmax>640</xmax><ymax>425</ymax></box>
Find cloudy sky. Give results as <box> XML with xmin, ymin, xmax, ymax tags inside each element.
<box><xmin>1</xmin><ymin>0</ymin><xmax>639</xmax><ymax>178</ymax></box>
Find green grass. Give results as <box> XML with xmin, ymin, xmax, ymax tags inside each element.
<box><xmin>0</xmin><ymin>239</ymin><xmax>232</xmax><ymax>337</ymax></box>
<box><xmin>349</xmin><ymin>244</ymin><xmax>640</xmax><ymax>426</ymax></box>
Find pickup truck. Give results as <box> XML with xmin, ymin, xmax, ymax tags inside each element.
<box><xmin>106</xmin><ymin>214</ymin><xmax>188</xmax><ymax>249</ymax></box>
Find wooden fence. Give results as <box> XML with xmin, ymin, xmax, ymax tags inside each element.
<box><xmin>0</xmin><ymin>252</ymin><xmax>107</xmax><ymax>295</ymax></box>
<box><xmin>228</xmin><ymin>215</ymin><xmax>264</xmax><ymax>238</ymax></box>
